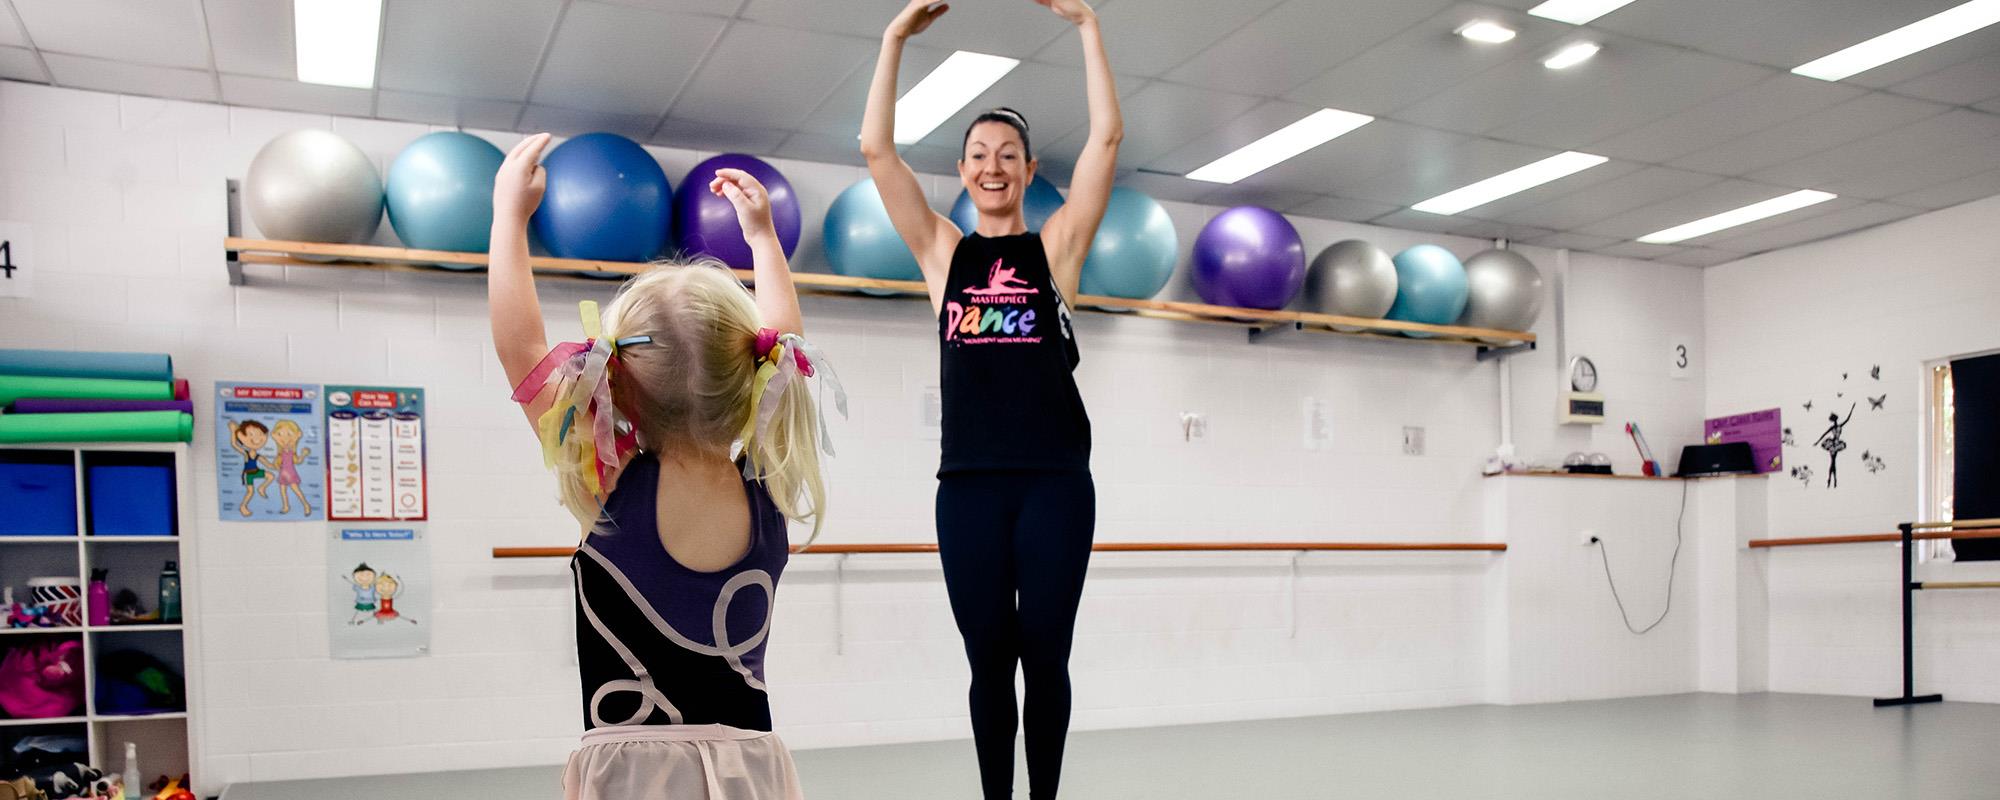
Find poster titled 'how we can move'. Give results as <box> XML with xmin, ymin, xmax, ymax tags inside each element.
<box><xmin>325</xmin><ymin>385</ymin><xmax>427</xmax><ymax>521</ymax></box>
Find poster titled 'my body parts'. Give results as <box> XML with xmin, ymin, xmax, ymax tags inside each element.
<box><xmin>215</xmin><ymin>382</ymin><xmax>324</xmax><ymax>521</ymax></box>
<box><xmin>325</xmin><ymin>385</ymin><xmax>426</xmax><ymax>521</ymax></box>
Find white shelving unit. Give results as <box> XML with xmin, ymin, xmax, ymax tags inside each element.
<box><xmin>0</xmin><ymin>442</ymin><xmax>202</xmax><ymax>792</ymax></box>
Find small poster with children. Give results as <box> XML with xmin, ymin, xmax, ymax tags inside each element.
<box><xmin>215</xmin><ymin>381</ymin><xmax>325</xmax><ymax>521</ymax></box>
<box><xmin>324</xmin><ymin>385</ymin><xmax>427</xmax><ymax>521</ymax></box>
<box><xmin>328</xmin><ymin>524</ymin><xmax>429</xmax><ymax>659</ymax></box>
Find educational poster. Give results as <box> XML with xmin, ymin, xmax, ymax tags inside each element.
<box><xmin>329</xmin><ymin>524</ymin><xmax>429</xmax><ymax>659</ymax></box>
<box><xmin>1705</xmin><ymin>407</ymin><xmax>1783</xmax><ymax>474</ymax></box>
<box><xmin>325</xmin><ymin>385</ymin><xmax>427</xmax><ymax>521</ymax></box>
<box><xmin>214</xmin><ymin>382</ymin><xmax>325</xmax><ymax>521</ymax></box>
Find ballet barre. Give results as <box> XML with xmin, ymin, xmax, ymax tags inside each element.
<box><xmin>495</xmin><ymin>540</ymin><xmax>1507</xmax><ymax>650</ymax></box>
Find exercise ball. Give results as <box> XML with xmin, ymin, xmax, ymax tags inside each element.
<box><xmin>1079</xmin><ymin>187</ymin><xmax>1177</xmax><ymax>301</ymax></box>
<box><xmin>824</xmin><ymin>178</ymin><xmax>921</xmax><ymax>294</ymax></box>
<box><xmin>531</xmin><ymin>132</ymin><xmax>671</xmax><ymax>263</ymax></box>
<box><xmin>1304</xmin><ymin>240</ymin><xmax>1397</xmax><ymax>327</ymax></box>
<box><xmin>949</xmin><ymin>174</ymin><xmax>1064</xmax><ymax>234</ymax></box>
<box><xmin>1189</xmin><ymin>205</ymin><xmax>1305</xmax><ymax>310</ymax></box>
<box><xmin>1458</xmin><ymin>248</ymin><xmax>1544</xmax><ymax>339</ymax></box>
<box><xmin>1385</xmin><ymin>244</ymin><xmax>1469</xmax><ymax>336</ymax></box>
<box><xmin>673</xmin><ymin>153</ymin><xmax>802</xmax><ymax>270</ymax></box>
<box><xmin>384</xmin><ymin>132</ymin><xmax>504</xmax><ymax>263</ymax></box>
<box><xmin>244</xmin><ymin>129</ymin><xmax>383</xmax><ymax>244</ymax></box>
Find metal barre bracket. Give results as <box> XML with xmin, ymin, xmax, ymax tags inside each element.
<box><xmin>1247</xmin><ymin>321</ymin><xmax>1303</xmax><ymax>343</ymax></box>
<box><xmin>1476</xmin><ymin>341</ymin><xmax>1536</xmax><ymax>362</ymax></box>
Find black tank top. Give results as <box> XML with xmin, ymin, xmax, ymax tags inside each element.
<box><xmin>938</xmin><ymin>233</ymin><xmax>1090</xmax><ymax>474</ymax></box>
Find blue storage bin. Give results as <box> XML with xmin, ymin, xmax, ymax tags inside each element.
<box><xmin>0</xmin><ymin>455</ymin><xmax>78</xmax><ymax>535</ymax></box>
<box><xmin>86</xmin><ymin>462</ymin><xmax>176</xmax><ymax>536</ymax></box>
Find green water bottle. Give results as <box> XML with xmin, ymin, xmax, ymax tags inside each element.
<box><xmin>158</xmin><ymin>561</ymin><xmax>180</xmax><ymax>624</ymax></box>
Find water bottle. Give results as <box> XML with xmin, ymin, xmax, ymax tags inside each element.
<box><xmin>122</xmin><ymin>742</ymin><xmax>141</xmax><ymax>798</ymax></box>
<box><xmin>159</xmin><ymin>561</ymin><xmax>180</xmax><ymax>624</ymax></box>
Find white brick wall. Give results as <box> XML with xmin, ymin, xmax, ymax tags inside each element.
<box><xmin>1705</xmin><ymin>196</ymin><xmax>2000</xmax><ymax>703</ymax></box>
<box><xmin>0</xmin><ymin>81</ymin><xmax>1711</xmax><ymax>788</ymax></box>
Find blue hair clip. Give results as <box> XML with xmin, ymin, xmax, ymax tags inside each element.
<box><xmin>611</xmin><ymin>335</ymin><xmax>651</xmax><ymax>353</ymax></box>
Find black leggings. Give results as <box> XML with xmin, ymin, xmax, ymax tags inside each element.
<box><xmin>936</xmin><ymin>470</ymin><xmax>1096</xmax><ymax>800</ymax></box>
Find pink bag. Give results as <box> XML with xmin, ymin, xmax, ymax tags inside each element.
<box><xmin>0</xmin><ymin>638</ymin><xmax>84</xmax><ymax>719</ymax></box>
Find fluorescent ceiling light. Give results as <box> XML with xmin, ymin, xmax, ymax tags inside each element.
<box><xmin>1411</xmin><ymin>151</ymin><xmax>1608</xmax><ymax>215</ymax></box>
<box><xmin>1528</xmin><ymin>0</ymin><xmax>1638</xmax><ymax>25</ymax></box>
<box><xmin>294</xmin><ymin>0</ymin><xmax>383</xmax><ymax>88</ymax></box>
<box><xmin>1457</xmin><ymin>20</ymin><xmax>1518</xmax><ymax>43</ymax></box>
<box><xmin>892</xmin><ymin>51</ymin><xmax>1020</xmax><ymax>144</ymax></box>
<box><xmin>1637</xmin><ymin>190</ymin><xmax>1837</xmax><ymax>244</ymax></box>
<box><xmin>1185</xmin><ymin>109</ymin><xmax>1375</xmax><ymax>184</ymax></box>
<box><xmin>1793</xmin><ymin>0</ymin><xmax>2000</xmax><ymax>81</ymax></box>
<box><xmin>1543</xmin><ymin>42</ymin><xmax>1600</xmax><ymax>69</ymax></box>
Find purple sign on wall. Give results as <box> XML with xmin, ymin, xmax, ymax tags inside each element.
<box><xmin>1706</xmin><ymin>408</ymin><xmax>1783</xmax><ymax>474</ymax></box>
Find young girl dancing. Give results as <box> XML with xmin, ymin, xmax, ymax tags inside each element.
<box><xmin>487</xmin><ymin>133</ymin><xmax>844</xmax><ymax>799</ymax></box>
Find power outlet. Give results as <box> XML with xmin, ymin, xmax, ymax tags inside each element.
<box><xmin>1402</xmin><ymin>426</ymin><xmax>1425</xmax><ymax>456</ymax></box>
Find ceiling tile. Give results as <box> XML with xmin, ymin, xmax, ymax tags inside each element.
<box><xmin>529</xmin><ymin>1</ymin><xmax>727</xmax><ymax>116</ymax></box>
<box><xmin>1284</xmin><ymin>4</ymin><xmax>1573</xmax><ymax>118</ymax></box>
<box><xmin>910</xmin><ymin>60</ymin><xmax>1101</xmax><ymax>153</ymax></box>
<box><xmin>1448</xmin><ymin>220</ymin><xmax>1553</xmax><ymax>243</ymax></box>
<box><xmin>1451</xmin><ymin>159</ymin><xmax>1643</xmax><ymax>223</ymax></box>
<box><xmin>1485</xmin><ymin>44</ymin><xmax>1770</xmax><ymax>151</ymax></box>
<box><xmin>1592</xmin><ymin>241</ymin><xmax>1680</xmax><ymax>260</ymax></box>
<box><xmin>1820</xmin><ymin>137</ymin><xmax>2000</xmax><ymax>202</ymax></box>
<box><xmin>1575</xmin><ymin>179</ymin><xmax>1826</xmax><ymax>241</ymax></box>
<box><xmin>1522</xmin><ymin>231</ymin><xmax>1620</xmax><ymax>251</ymax></box>
<box><xmin>1115</xmin><ymin>171</ymin><xmax>1219</xmax><ymax>204</ymax></box>
<box><xmin>1592</xmin><ymin>0</ymin><xmax>1965</xmax><ymax>72</ymax></box>
<box><xmin>375</xmin><ymin>90</ymin><xmax>525</xmax><ymax>130</ymax></box>
<box><xmin>1889</xmin><ymin>47</ymin><xmax>2000</xmax><ymax>106</ymax></box>
<box><xmin>1890</xmin><ymin>166</ymin><xmax>2000</xmax><ymax>210</ymax></box>
<box><xmin>652</xmin><ymin>116</ymin><xmax>790</xmax><ymax>156</ymax></box>
<box><xmin>792</xmin><ymin>41</ymin><xmax>952</xmax><ymax>140</ymax></box>
<box><xmin>203</xmin><ymin>0</ymin><xmax>292</xmax><ymax>79</ymax></box>
<box><xmin>1748</xmin><ymin>109</ymin><xmax>2000</xmax><ymax>193</ymax></box>
<box><xmin>597</xmin><ymin>0</ymin><xmax>744</xmax><ymax>17</ymax></box>
<box><xmin>1287</xmin><ymin>195</ymin><xmax>1400</xmax><ymax>223</ymax></box>
<box><xmin>741</xmin><ymin>0</ymin><xmax>1072</xmax><ymax>60</ymax></box>
<box><xmin>1194</xmin><ymin>185</ymin><xmax>1316</xmax><ymax>211</ymax></box>
<box><xmin>1048</xmin><ymin>79</ymin><xmax>1253</xmax><ymax>170</ymax></box>
<box><xmin>1226</xmin><ymin>120</ymin><xmax>1472</xmax><ymax>199</ymax></box>
<box><xmin>219</xmin><ymin>74</ymin><xmax>373</xmax><ymax>117</ymax></box>
<box><xmin>1145</xmin><ymin>99</ymin><xmax>1353</xmax><ymax>175</ymax></box>
<box><xmin>516</xmin><ymin>104</ymin><xmax>659</xmax><ymax>139</ymax></box>
<box><xmin>1661</xmin><ymin>248</ymin><xmax>1740</xmax><ymax>267</ymax></box>
<box><xmin>668</xmin><ymin>21</ymin><xmax>874</xmax><ymax>131</ymax></box>
<box><xmin>1489</xmin><ymin>166</ymin><xmax>1718</xmax><ymax>230</ymax></box>
<box><xmin>0</xmin><ymin>6</ymin><xmax>27</xmax><ymax>47</ymax></box>
<box><xmin>1700</xmin><ymin>202</ymin><xmax>1924</xmax><ymax>253</ymax></box>
<box><xmin>1666</xmin><ymin>92</ymin><xmax>1950</xmax><ymax>176</ymax></box>
<box><xmin>1586</xmin><ymin>73</ymin><xmax>1865</xmax><ymax>164</ymax></box>
<box><xmin>0</xmin><ymin>47</ymin><xmax>43</xmax><ymax>82</ymax></box>
<box><xmin>15</xmin><ymin>0</ymin><xmax>210</xmax><ymax>69</ymax></box>
<box><xmin>45</xmin><ymin>52</ymin><xmax>217</xmax><ymax>102</ymax></box>
<box><xmin>1161</xmin><ymin>0</ymin><xmax>1449</xmax><ymax>96</ymax></box>
<box><xmin>773</xmin><ymin>131</ymin><xmax>869</xmax><ymax>167</ymax></box>
<box><xmin>1334</xmin><ymin>137</ymin><xmax>1557</xmax><ymax>207</ymax></box>
<box><xmin>1031</xmin><ymin>0</ymin><xmax>1287</xmax><ymax>78</ymax></box>
<box><xmin>1367</xmin><ymin>209</ymin><xmax>1473</xmax><ymax>236</ymax></box>
<box><xmin>378</xmin><ymin>0</ymin><xmax>563</xmax><ymax>102</ymax></box>
<box><xmin>1838</xmin><ymin>20</ymin><xmax>2000</xmax><ymax>90</ymax></box>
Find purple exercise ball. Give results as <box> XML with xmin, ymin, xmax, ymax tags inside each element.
<box><xmin>672</xmin><ymin>153</ymin><xmax>802</xmax><ymax>270</ymax></box>
<box><xmin>1190</xmin><ymin>205</ymin><xmax>1306</xmax><ymax>310</ymax></box>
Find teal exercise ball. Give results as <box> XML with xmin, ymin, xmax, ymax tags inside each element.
<box><xmin>824</xmin><ymin>178</ymin><xmax>921</xmax><ymax>293</ymax></box>
<box><xmin>1079</xmin><ymin>187</ymin><xmax>1177</xmax><ymax>300</ymax></box>
<box><xmin>950</xmin><ymin>174</ymin><xmax>1064</xmax><ymax>234</ymax></box>
<box><xmin>1386</xmin><ymin>244</ymin><xmax>1468</xmax><ymax>336</ymax></box>
<box><xmin>385</xmin><ymin>132</ymin><xmax>504</xmax><ymax>262</ymax></box>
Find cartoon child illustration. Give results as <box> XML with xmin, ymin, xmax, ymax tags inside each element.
<box><xmin>344</xmin><ymin>563</ymin><xmax>378</xmax><ymax>625</ymax></box>
<box><xmin>227</xmin><ymin>420</ymin><xmax>272</xmax><ymax>517</ymax></box>
<box><xmin>373</xmin><ymin>573</ymin><xmax>417</xmax><ymax>625</ymax></box>
<box><xmin>269</xmin><ymin>420</ymin><xmax>314</xmax><ymax>516</ymax></box>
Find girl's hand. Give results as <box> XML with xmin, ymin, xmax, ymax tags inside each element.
<box><xmin>1034</xmin><ymin>0</ymin><xmax>1094</xmax><ymax>25</ymax></box>
<box><xmin>711</xmin><ymin>168</ymin><xmax>776</xmax><ymax>242</ymax></box>
<box><xmin>494</xmin><ymin>133</ymin><xmax>552</xmax><ymax>224</ymax></box>
<box><xmin>886</xmin><ymin>0</ymin><xmax>948</xmax><ymax>40</ymax></box>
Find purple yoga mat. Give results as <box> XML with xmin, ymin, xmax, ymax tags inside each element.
<box><xmin>9</xmin><ymin>398</ymin><xmax>196</xmax><ymax>415</ymax></box>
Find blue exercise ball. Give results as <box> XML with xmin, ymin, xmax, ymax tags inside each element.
<box><xmin>1189</xmin><ymin>205</ymin><xmax>1305</xmax><ymax>310</ymax></box>
<box><xmin>949</xmin><ymin>174</ymin><xmax>1064</xmax><ymax>234</ymax></box>
<box><xmin>1386</xmin><ymin>244</ymin><xmax>1469</xmax><ymax>336</ymax></box>
<box><xmin>673</xmin><ymin>153</ymin><xmax>802</xmax><ymax>270</ymax></box>
<box><xmin>824</xmin><ymin>178</ymin><xmax>921</xmax><ymax>293</ymax></box>
<box><xmin>1079</xmin><ymin>187</ymin><xmax>1177</xmax><ymax>300</ymax></box>
<box><xmin>385</xmin><ymin>132</ymin><xmax>504</xmax><ymax>263</ymax></box>
<box><xmin>531</xmin><ymin>132</ymin><xmax>671</xmax><ymax>263</ymax></box>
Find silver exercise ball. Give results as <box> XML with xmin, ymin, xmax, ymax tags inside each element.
<box><xmin>1458</xmin><ymin>248</ymin><xmax>1545</xmax><ymax>337</ymax></box>
<box><xmin>245</xmin><ymin>130</ymin><xmax>384</xmax><ymax>244</ymax></box>
<box><xmin>1304</xmin><ymin>240</ymin><xmax>1398</xmax><ymax>327</ymax></box>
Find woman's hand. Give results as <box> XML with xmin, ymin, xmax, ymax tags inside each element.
<box><xmin>1034</xmin><ymin>0</ymin><xmax>1095</xmax><ymax>26</ymax></box>
<box><xmin>886</xmin><ymin>0</ymin><xmax>948</xmax><ymax>40</ymax></box>
<box><xmin>711</xmin><ymin>168</ymin><xmax>775</xmax><ymax>243</ymax></box>
<box><xmin>494</xmin><ymin>133</ymin><xmax>551</xmax><ymax>224</ymax></box>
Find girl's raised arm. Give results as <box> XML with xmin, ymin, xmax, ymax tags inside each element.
<box><xmin>488</xmin><ymin>133</ymin><xmax>555</xmax><ymax>423</ymax></box>
<box><xmin>710</xmin><ymin>168</ymin><xmax>803</xmax><ymax>336</ymax></box>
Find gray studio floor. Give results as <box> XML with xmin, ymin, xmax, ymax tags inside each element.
<box><xmin>221</xmin><ymin>693</ymin><xmax>2000</xmax><ymax>799</ymax></box>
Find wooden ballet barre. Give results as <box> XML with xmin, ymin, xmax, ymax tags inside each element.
<box><xmin>1914</xmin><ymin>581</ymin><xmax>2000</xmax><ymax>591</ymax></box>
<box><xmin>1750</xmin><ymin>519</ymin><xmax>2000</xmax><ymax>548</ymax></box>
<box><xmin>1874</xmin><ymin>518</ymin><xmax>2000</xmax><ymax>708</ymax></box>
<box><xmin>492</xmin><ymin>541</ymin><xmax>1507</xmax><ymax>559</ymax></box>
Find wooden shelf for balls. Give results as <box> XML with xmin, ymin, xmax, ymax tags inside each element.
<box><xmin>222</xmin><ymin>237</ymin><xmax>1537</xmax><ymax>352</ymax></box>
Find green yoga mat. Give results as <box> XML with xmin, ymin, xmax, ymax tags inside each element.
<box><xmin>0</xmin><ymin>349</ymin><xmax>174</xmax><ymax>382</ymax></box>
<box><xmin>0</xmin><ymin>375</ymin><xmax>174</xmax><ymax>406</ymax></box>
<box><xmin>0</xmin><ymin>411</ymin><xmax>193</xmax><ymax>443</ymax></box>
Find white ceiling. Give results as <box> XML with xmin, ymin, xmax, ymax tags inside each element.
<box><xmin>5</xmin><ymin>0</ymin><xmax>2000</xmax><ymax>262</ymax></box>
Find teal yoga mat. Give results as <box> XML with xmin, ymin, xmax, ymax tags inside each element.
<box><xmin>0</xmin><ymin>411</ymin><xmax>192</xmax><ymax>443</ymax></box>
<box><xmin>0</xmin><ymin>375</ymin><xmax>174</xmax><ymax>406</ymax></box>
<box><xmin>0</xmin><ymin>349</ymin><xmax>173</xmax><ymax>382</ymax></box>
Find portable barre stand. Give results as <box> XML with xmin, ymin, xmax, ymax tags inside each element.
<box><xmin>1875</xmin><ymin>519</ymin><xmax>2000</xmax><ymax>707</ymax></box>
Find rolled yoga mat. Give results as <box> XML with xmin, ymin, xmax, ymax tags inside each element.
<box><xmin>9</xmin><ymin>398</ymin><xmax>195</xmax><ymax>414</ymax></box>
<box><xmin>0</xmin><ymin>375</ymin><xmax>174</xmax><ymax>406</ymax></box>
<box><xmin>0</xmin><ymin>349</ymin><xmax>173</xmax><ymax>382</ymax></box>
<box><xmin>0</xmin><ymin>411</ymin><xmax>193</xmax><ymax>443</ymax></box>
